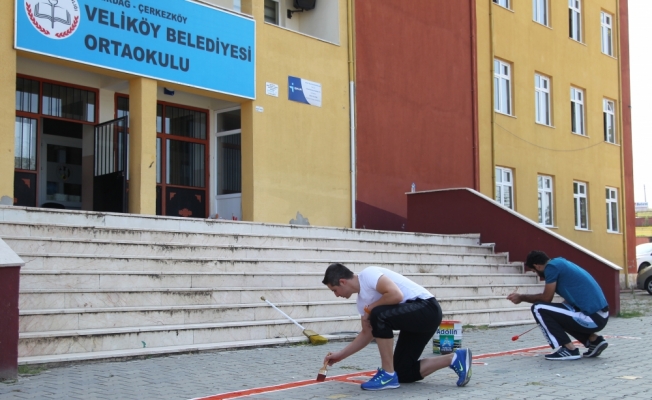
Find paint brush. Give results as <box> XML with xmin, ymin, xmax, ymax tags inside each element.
<box><xmin>511</xmin><ymin>326</ymin><xmax>538</xmax><ymax>341</ymax></box>
<box><xmin>316</xmin><ymin>353</ymin><xmax>331</xmax><ymax>382</ymax></box>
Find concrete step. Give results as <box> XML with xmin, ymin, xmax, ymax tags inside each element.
<box><xmin>17</xmin><ymin>334</ymin><xmax>354</xmax><ymax>365</ymax></box>
<box><xmin>443</xmin><ymin>307</ymin><xmax>535</xmax><ymax>326</ymax></box>
<box><xmin>2</xmin><ymin>206</ymin><xmax>542</xmax><ymax>363</ymax></box>
<box><xmin>19</xmin><ymin>297</ymin><xmax>528</xmax><ymax>332</ymax></box>
<box><xmin>18</xmin><ymin>255</ymin><xmax>520</xmax><ymax>274</ymax></box>
<box><xmin>19</xmin><ymin>271</ymin><xmax>539</xmax><ymax>290</ymax></box>
<box><xmin>0</xmin><ymin>206</ymin><xmax>480</xmax><ymax>246</ymax></box>
<box><xmin>19</xmin><ymin>284</ymin><xmax>545</xmax><ymax>310</ymax></box>
<box><xmin>18</xmin><ymin>316</ymin><xmax>362</xmax><ymax>358</ymax></box>
<box><xmin>18</xmin><ymin>306</ymin><xmax>533</xmax><ymax>358</ymax></box>
<box><xmin>16</xmin><ymin>252</ymin><xmax>507</xmax><ymax>269</ymax></box>
<box><xmin>1</xmin><ymin>234</ymin><xmax>489</xmax><ymax>255</ymax></box>
<box><xmin>19</xmin><ymin>302</ymin><xmax>356</xmax><ymax>332</ymax></box>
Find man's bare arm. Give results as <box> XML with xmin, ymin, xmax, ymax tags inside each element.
<box><xmin>507</xmin><ymin>282</ymin><xmax>556</xmax><ymax>304</ymax></box>
<box><xmin>367</xmin><ymin>275</ymin><xmax>403</xmax><ymax>311</ymax></box>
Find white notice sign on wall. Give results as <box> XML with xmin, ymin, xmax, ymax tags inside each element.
<box><xmin>265</xmin><ymin>82</ymin><xmax>279</xmax><ymax>97</ymax></box>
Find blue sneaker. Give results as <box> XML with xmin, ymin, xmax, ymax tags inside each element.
<box><xmin>360</xmin><ymin>368</ymin><xmax>400</xmax><ymax>390</ymax></box>
<box><xmin>450</xmin><ymin>348</ymin><xmax>472</xmax><ymax>387</ymax></box>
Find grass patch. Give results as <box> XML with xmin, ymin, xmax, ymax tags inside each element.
<box><xmin>339</xmin><ymin>366</ymin><xmax>363</xmax><ymax>370</ymax></box>
<box><xmin>617</xmin><ymin>310</ymin><xmax>644</xmax><ymax>318</ymax></box>
<box><xmin>526</xmin><ymin>381</ymin><xmax>543</xmax><ymax>386</ymax></box>
<box><xmin>18</xmin><ymin>365</ymin><xmax>47</xmax><ymax>376</ymax></box>
<box><xmin>463</xmin><ymin>324</ymin><xmax>490</xmax><ymax>331</ymax></box>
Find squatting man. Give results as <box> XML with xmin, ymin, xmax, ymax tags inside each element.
<box><xmin>508</xmin><ymin>251</ymin><xmax>609</xmax><ymax>360</ymax></box>
<box><xmin>321</xmin><ymin>263</ymin><xmax>472</xmax><ymax>391</ymax></box>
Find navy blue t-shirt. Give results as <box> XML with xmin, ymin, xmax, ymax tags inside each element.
<box><xmin>544</xmin><ymin>257</ymin><xmax>608</xmax><ymax>315</ymax></box>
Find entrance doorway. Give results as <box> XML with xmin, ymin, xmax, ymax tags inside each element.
<box><xmin>39</xmin><ymin>119</ymin><xmax>83</xmax><ymax>210</ymax></box>
<box><xmin>14</xmin><ymin>75</ymin><xmax>98</xmax><ymax>210</ymax></box>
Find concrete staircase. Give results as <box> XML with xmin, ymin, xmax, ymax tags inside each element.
<box><xmin>0</xmin><ymin>206</ymin><xmax>542</xmax><ymax>365</ymax></box>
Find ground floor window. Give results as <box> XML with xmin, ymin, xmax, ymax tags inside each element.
<box><xmin>117</xmin><ymin>96</ymin><xmax>209</xmax><ymax>218</ymax></box>
<box><xmin>606</xmin><ymin>187</ymin><xmax>619</xmax><ymax>233</ymax></box>
<box><xmin>213</xmin><ymin>108</ymin><xmax>242</xmax><ymax>220</ymax></box>
<box><xmin>573</xmin><ymin>181</ymin><xmax>589</xmax><ymax>230</ymax></box>
<box><xmin>538</xmin><ymin>175</ymin><xmax>554</xmax><ymax>227</ymax></box>
<box><xmin>495</xmin><ymin>166</ymin><xmax>514</xmax><ymax>210</ymax></box>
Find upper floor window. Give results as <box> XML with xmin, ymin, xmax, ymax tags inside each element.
<box><xmin>603</xmin><ymin>99</ymin><xmax>616</xmax><ymax>144</ymax></box>
<box><xmin>493</xmin><ymin>0</ymin><xmax>510</xmax><ymax>9</ymax></box>
<box><xmin>535</xmin><ymin>74</ymin><xmax>551</xmax><ymax>126</ymax></box>
<box><xmin>16</xmin><ymin>77</ymin><xmax>39</xmax><ymax>114</ymax></box>
<box><xmin>42</xmin><ymin>82</ymin><xmax>96</xmax><ymax>123</ymax></box>
<box><xmin>573</xmin><ymin>181</ymin><xmax>589</xmax><ymax>230</ymax></box>
<box><xmin>495</xmin><ymin>166</ymin><xmax>514</xmax><ymax>210</ymax></box>
<box><xmin>606</xmin><ymin>187</ymin><xmax>619</xmax><ymax>233</ymax></box>
<box><xmin>570</xmin><ymin>87</ymin><xmax>585</xmax><ymax>136</ymax></box>
<box><xmin>601</xmin><ymin>12</ymin><xmax>613</xmax><ymax>56</ymax></box>
<box><xmin>494</xmin><ymin>59</ymin><xmax>512</xmax><ymax>115</ymax></box>
<box><xmin>264</xmin><ymin>0</ymin><xmax>279</xmax><ymax>25</ymax></box>
<box><xmin>569</xmin><ymin>0</ymin><xmax>582</xmax><ymax>42</ymax></box>
<box><xmin>538</xmin><ymin>175</ymin><xmax>554</xmax><ymax>227</ymax></box>
<box><xmin>533</xmin><ymin>0</ymin><xmax>549</xmax><ymax>26</ymax></box>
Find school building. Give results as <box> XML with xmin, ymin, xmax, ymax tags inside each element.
<box><xmin>354</xmin><ymin>0</ymin><xmax>636</xmax><ymax>278</ymax></box>
<box><xmin>3</xmin><ymin>0</ymin><xmax>351</xmax><ymax>227</ymax></box>
<box><xmin>1</xmin><ymin>0</ymin><xmax>635</xmax><ymax>275</ymax></box>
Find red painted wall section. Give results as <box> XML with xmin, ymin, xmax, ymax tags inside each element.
<box><xmin>0</xmin><ymin>266</ymin><xmax>20</xmax><ymax>380</ymax></box>
<box><xmin>618</xmin><ymin>0</ymin><xmax>636</xmax><ymax>275</ymax></box>
<box><xmin>407</xmin><ymin>189</ymin><xmax>621</xmax><ymax>315</ymax></box>
<box><xmin>354</xmin><ymin>0</ymin><xmax>477</xmax><ymax>231</ymax></box>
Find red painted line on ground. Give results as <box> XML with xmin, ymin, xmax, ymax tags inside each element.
<box><xmin>474</xmin><ymin>345</ymin><xmax>552</xmax><ymax>359</ymax></box>
<box><xmin>191</xmin><ymin>344</ymin><xmax>576</xmax><ymax>400</ymax></box>
<box><xmin>191</xmin><ymin>371</ymin><xmax>376</xmax><ymax>400</ymax></box>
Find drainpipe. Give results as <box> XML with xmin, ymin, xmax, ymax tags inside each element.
<box><xmin>470</xmin><ymin>0</ymin><xmax>480</xmax><ymax>190</ymax></box>
<box><xmin>489</xmin><ymin>0</ymin><xmax>496</xmax><ymax>198</ymax></box>
<box><xmin>615</xmin><ymin>3</ymin><xmax>630</xmax><ymax>289</ymax></box>
<box><xmin>347</xmin><ymin>0</ymin><xmax>357</xmax><ymax>229</ymax></box>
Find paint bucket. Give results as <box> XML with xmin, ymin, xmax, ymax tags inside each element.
<box><xmin>432</xmin><ymin>320</ymin><xmax>462</xmax><ymax>354</ymax></box>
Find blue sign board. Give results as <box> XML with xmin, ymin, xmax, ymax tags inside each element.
<box><xmin>288</xmin><ymin>76</ymin><xmax>321</xmax><ymax>107</ymax></box>
<box><xmin>15</xmin><ymin>0</ymin><xmax>256</xmax><ymax>98</ymax></box>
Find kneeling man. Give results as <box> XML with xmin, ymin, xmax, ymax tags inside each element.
<box><xmin>322</xmin><ymin>263</ymin><xmax>472</xmax><ymax>390</ymax></box>
<box><xmin>508</xmin><ymin>251</ymin><xmax>609</xmax><ymax>360</ymax></box>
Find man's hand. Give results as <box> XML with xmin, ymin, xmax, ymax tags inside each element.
<box><xmin>324</xmin><ymin>351</ymin><xmax>344</xmax><ymax>366</ymax></box>
<box><xmin>507</xmin><ymin>282</ymin><xmax>556</xmax><ymax>304</ymax></box>
<box><xmin>507</xmin><ymin>292</ymin><xmax>522</xmax><ymax>304</ymax></box>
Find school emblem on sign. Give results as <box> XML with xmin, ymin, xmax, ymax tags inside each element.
<box><xmin>24</xmin><ymin>0</ymin><xmax>80</xmax><ymax>39</ymax></box>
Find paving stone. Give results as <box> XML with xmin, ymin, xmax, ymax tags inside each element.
<box><xmin>2</xmin><ymin>293</ymin><xmax>652</xmax><ymax>399</ymax></box>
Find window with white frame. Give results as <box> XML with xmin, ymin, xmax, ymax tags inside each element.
<box><xmin>571</xmin><ymin>87</ymin><xmax>585</xmax><ymax>135</ymax></box>
<box><xmin>538</xmin><ymin>175</ymin><xmax>554</xmax><ymax>226</ymax></box>
<box><xmin>533</xmin><ymin>0</ymin><xmax>549</xmax><ymax>26</ymax></box>
<box><xmin>573</xmin><ymin>181</ymin><xmax>589</xmax><ymax>230</ymax></box>
<box><xmin>603</xmin><ymin>99</ymin><xmax>616</xmax><ymax>143</ymax></box>
<box><xmin>264</xmin><ymin>0</ymin><xmax>279</xmax><ymax>25</ymax></box>
<box><xmin>535</xmin><ymin>74</ymin><xmax>551</xmax><ymax>125</ymax></box>
<box><xmin>494</xmin><ymin>60</ymin><xmax>512</xmax><ymax>115</ymax></box>
<box><xmin>601</xmin><ymin>12</ymin><xmax>613</xmax><ymax>56</ymax></box>
<box><xmin>493</xmin><ymin>0</ymin><xmax>510</xmax><ymax>9</ymax></box>
<box><xmin>569</xmin><ymin>0</ymin><xmax>582</xmax><ymax>42</ymax></box>
<box><xmin>606</xmin><ymin>187</ymin><xmax>619</xmax><ymax>232</ymax></box>
<box><xmin>495</xmin><ymin>167</ymin><xmax>514</xmax><ymax>210</ymax></box>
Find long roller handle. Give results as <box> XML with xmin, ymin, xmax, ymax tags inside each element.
<box><xmin>261</xmin><ymin>296</ymin><xmax>305</xmax><ymax>331</ymax></box>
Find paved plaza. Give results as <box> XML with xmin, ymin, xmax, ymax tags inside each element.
<box><xmin>1</xmin><ymin>291</ymin><xmax>651</xmax><ymax>400</ymax></box>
